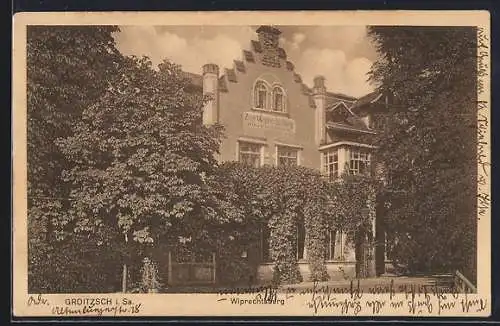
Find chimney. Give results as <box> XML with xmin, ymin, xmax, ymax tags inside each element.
<box><xmin>256</xmin><ymin>25</ymin><xmax>282</xmax><ymax>68</ymax></box>
<box><xmin>313</xmin><ymin>76</ymin><xmax>327</xmax><ymax>145</ymax></box>
<box><xmin>202</xmin><ymin>63</ymin><xmax>220</xmax><ymax>125</ymax></box>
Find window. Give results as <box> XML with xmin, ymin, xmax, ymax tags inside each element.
<box><xmin>324</xmin><ymin>230</ymin><xmax>345</xmax><ymax>260</ymax></box>
<box><xmin>277</xmin><ymin>146</ymin><xmax>298</xmax><ymax>166</ymax></box>
<box><xmin>348</xmin><ymin>148</ymin><xmax>371</xmax><ymax>175</ymax></box>
<box><xmin>254</xmin><ymin>81</ymin><xmax>268</xmax><ymax>109</ymax></box>
<box><xmin>322</xmin><ymin>149</ymin><xmax>339</xmax><ymax>180</ymax></box>
<box><xmin>272</xmin><ymin>86</ymin><xmax>285</xmax><ymax>112</ymax></box>
<box><xmin>371</xmin><ymin>113</ymin><xmax>387</xmax><ymax>130</ymax></box>
<box><xmin>239</xmin><ymin>142</ymin><xmax>263</xmax><ymax>168</ymax></box>
<box><xmin>253</xmin><ymin>80</ymin><xmax>287</xmax><ymax>113</ymax></box>
<box><xmin>325</xmin><ymin>230</ymin><xmax>336</xmax><ymax>260</ymax></box>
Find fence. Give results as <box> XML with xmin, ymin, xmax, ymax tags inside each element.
<box><xmin>167</xmin><ymin>251</ymin><xmax>216</xmax><ymax>286</ymax></box>
<box><xmin>454</xmin><ymin>270</ymin><xmax>477</xmax><ymax>293</ymax></box>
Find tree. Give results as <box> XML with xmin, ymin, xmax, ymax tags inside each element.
<box><xmin>367</xmin><ymin>26</ymin><xmax>477</xmax><ymax>280</ymax></box>
<box><xmin>56</xmin><ymin>56</ymin><xmax>239</xmax><ymax>290</ymax></box>
<box><xmin>27</xmin><ymin>26</ymin><xmax>123</xmax><ymax>292</ymax></box>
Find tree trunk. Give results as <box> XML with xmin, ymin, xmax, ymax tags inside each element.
<box><xmin>356</xmin><ymin>230</ymin><xmax>376</xmax><ymax>278</ymax></box>
<box><xmin>122</xmin><ymin>263</ymin><xmax>127</xmax><ymax>293</ymax></box>
<box><xmin>122</xmin><ymin>233</ymin><xmax>129</xmax><ymax>293</ymax></box>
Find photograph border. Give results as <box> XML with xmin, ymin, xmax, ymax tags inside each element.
<box><xmin>12</xmin><ymin>10</ymin><xmax>492</xmax><ymax>319</ymax></box>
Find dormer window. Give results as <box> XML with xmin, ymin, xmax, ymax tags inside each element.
<box><xmin>254</xmin><ymin>81</ymin><xmax>268</xmax><ymax>109</ymax></box>
<box><xmin>272</xmin><ymin>86</ymin><xmax>285</xmax><ymax>112</ymax></box>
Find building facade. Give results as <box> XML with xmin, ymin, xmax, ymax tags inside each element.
<box><xmin>188</xmin><ymin>25</ymin><xmax>388</xmax><ymax>282</ymax></box>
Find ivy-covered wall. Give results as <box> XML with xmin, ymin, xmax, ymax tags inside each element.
<box><xmin>213</xmin><ymin>163</ymin><xmax>379</xmax><ymax>286</ymax></box>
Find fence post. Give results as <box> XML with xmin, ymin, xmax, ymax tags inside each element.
<box><xmin>168</xmin><ymin>251</ymin><xmax>173</xmax><ymax>286</ymax></box>
<box><xmin>212</xmin><ymin>252</ymin><xmax>216</xmax><ymax>284</ymax></box>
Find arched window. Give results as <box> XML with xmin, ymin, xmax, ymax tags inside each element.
<box><xmin>272</xmin><ymin>86</ymin><xmax>285</xmax><ymax>112</ymax></box>
<box><xmin>254</xmin><ymin>81</ymin><xmax>268</xmax><ymax>109</ymax></box>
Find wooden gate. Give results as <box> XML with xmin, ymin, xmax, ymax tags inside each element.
<box><xmin>167</xmin><ymin>251</ymin><xmax>216</xmax><ymax>286</ymax></box>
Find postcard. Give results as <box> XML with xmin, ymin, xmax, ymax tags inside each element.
<box><xmin>12</xmin><ymin>10</ymin><xmax>491</xmax><ymax>317</ymax></box>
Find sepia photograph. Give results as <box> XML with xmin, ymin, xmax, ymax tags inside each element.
<box><xmin>13</xmin><ymin>11</ymin><xmax>490</xmax><ymax>317</ymax></box>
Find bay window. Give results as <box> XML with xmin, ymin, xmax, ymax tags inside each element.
<box><xmin>322</xmin><ymin>149</ymin><xmax>339</xmax><ymax>180</ymax></box>
<box><xmin>348</xmin><ymin>148</ymin><xmax>371</xmax><ymax>175</ymax></box>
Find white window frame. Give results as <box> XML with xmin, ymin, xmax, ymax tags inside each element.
<box><xmin>253</xmin><ymin>80</ymin><xmax>270</xmax><ymax>110</ymax></box>
<box><xmin>252</xmin><ymin>79</ymin><xmax>287</xmax><ymax>114</ymax></box>
<box><xmin>335</xmin><ymin>231</ymin><xmax>345</xmax><ymax>261</ymax></box>
<box><xmin>271</xmin><ymin>85</ymin><xmax>286</xmax><ymax>113</ymax></box>
<box><xmin>237</xmin><ymin>140</ymin><xmax>265</xmax><ymax>167</ymax></box>
<box><xmin>325</xmin><ymin>230</ymin><xmax>335</xmax><ymax>260</ymax></box>
<box><xmin>348</xmin><ymin>147</ymin><xmax>371</xmax><ymax>176</ymax></box>
<box><xmin>322</xmin><ymin>149</ymin><xmax>339</xmax><ymax>180</ymax></box>
<box><xmin>276</xmin><ymin>145</ymin><xmax>300</xmax><ymax>167</ymax></box>
<box><xmin>324</xmin><ymin>229</ymin><xmax>345</xmax><ymax>261</ymax></box>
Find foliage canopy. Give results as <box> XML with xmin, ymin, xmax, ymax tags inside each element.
<box><xmin>367</xmin><ymin>26</ymin><xmax>478</xmax><ymax>279</ymax></box>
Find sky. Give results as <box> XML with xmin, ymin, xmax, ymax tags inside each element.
<box><xmin>113</xmin><ymin>25</ymin><xmax>379</xmax><ymax>98</ymax></box>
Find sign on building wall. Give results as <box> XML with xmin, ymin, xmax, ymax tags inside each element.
<box><xmin>243</xmin><ymin>111</ymin><xmax>296</xmax><ymax>134</ymax></box>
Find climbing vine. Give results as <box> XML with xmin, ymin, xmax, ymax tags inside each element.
<box><xmin>215</xmin><ymin>162</ymin><xmax>379</xmax><ymax>284</ymax></box>
<box><xmin>304</xmin><ymin>202</ymin><xmax>329</xmax><ymax>282</ymax></box>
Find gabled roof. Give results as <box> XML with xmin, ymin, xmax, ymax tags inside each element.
<box><xmin>350</xmin><ymin>91</ymin><xmax>384</xmax><ymax>111</ymax></box>
<box><xmin>327</xmin><ymin>101</ymin><xmax>351</xmax><ymax>112</ymax></box>
<box><xmin>326</xmin><ymin>121</ymin><xmax>376</xmax><ymax>134</ymax></box>
<box><xmin>326</xmin><ymin>100</ymin><xmax>374</xmax><ymax>134</ymax></box>
<box><xmin>326</xmin><ymin>91</ymin><xmax>357</xmax><ymax>103</ymax></box>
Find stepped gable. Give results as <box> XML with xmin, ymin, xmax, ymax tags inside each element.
<box><xmin>293</xmin><ymin>73</ymin><xmax>302</xmax><ymax>83</ymax></box>
<box><xmin>308</xmin><ymin>96</ymin><xmax>316</xmax><ymax>109</ymax></box>
<box><xmin>218</xmin><ymin>76</ymin><xmax>228</xmax><ymax>92</ymax></box>
<box><xmin>256</xmin><ymin>25</ymin><xmax>282</xmax><ymax>68</ymax></box>
<box><xmin>243</xmin><ymin>50</ymin><xmax>255</xmax><ymax>63</ymax></box>
<box><xmin>251</xmin><ymin>40</ymin><xmax>262</xmax><ymax>53</ymax></box>
<box><xmin>301</xmin><ymin>83</ymin><xmax>311</xmax><ymax>95</ymax></box>
<box><xmin>277</xmin><ymin>48</ymin><xmax>287</xmax><ymax>60</ymax></box>
<box><xmin>225</xmin><ymin>68</ymin><xmax>237</xmax><ymax>83</ymax></box>
<box><xmin>234</xmin><ymin>60</ymin><xmax>246</xmax><ymax>72</ymax></box>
